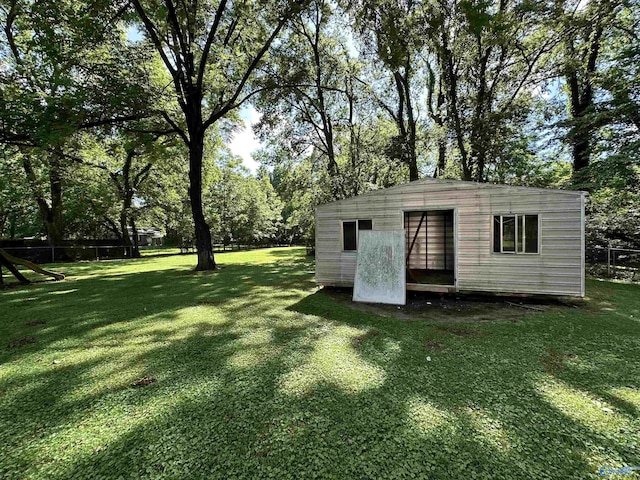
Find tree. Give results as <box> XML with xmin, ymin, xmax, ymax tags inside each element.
<box><xmin>0</xmin><ymin>149</ymin><xmax>39</xmax><ymax>238</ymax></box>
<box><xmin>558</xmin><ymin>0</ymin><xmax>618</xmax><ymax>178</ymax></box>
<box><xmin>573</xmin><ymin>2</ymin><xmax>640</xmax><ymax>250</ymax></box>
<box><xmin>268</xmin><ymin>157</ymin><xmax>325</xmax><ymax>245</ymax></box>
<box><xmin>255</xmin><ymin>0</ymin><xmax>361</xmax><ymax>198</ymax></box>
<box><xmin>426</xmin><ymin>57</ymin><xmax>447</xmax><ymax>178</ymax></box>
<box><xmin>206</xmin><ymin>158</ymin><xmax>282</xmax><ymax>247</ymax></box>
<box><xmin>79</xmin><ymin>125</ymin><xmax>180</xmax><ymax>256</ymax></box>
<box><xmin>349</xmin><ymin>0</ymin><xmax>427</xmax><ymax>181</ymax></box>
<box><xmin>428</xmin><ymin>0</ymin><xmax>558</xmax><ymax>181</ymax></box>
<box><xmin>128</xmin><ymin>0</ymin><xmax>309</xmax><ymax>270</ymax></box>
<box><xmin>0</xmin><ymin>0</ymin><xmax>152</xmax><ymax>245</ymax></box>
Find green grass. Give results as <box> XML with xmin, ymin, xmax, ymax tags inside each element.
<box><xmin>1</xmin><ymin>247</ymin><xmax>639</xmax><ymax>479</ymax></box>
<box><xmin>138</xmin><ymin>246</ymin><xmax>183</xmax><ymax>256</ymax></box>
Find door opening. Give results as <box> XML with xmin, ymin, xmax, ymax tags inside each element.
<box><xmin>404</xmin><ymin>210</ymin><xmax>455</xmax><ymax>286</ymax></box>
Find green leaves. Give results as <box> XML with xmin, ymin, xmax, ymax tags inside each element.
<box><xmin>206</xmin><ymin>159</ymin><xmax>283</xmax><ymax>245</ymax></box>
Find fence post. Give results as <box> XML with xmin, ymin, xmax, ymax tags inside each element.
<box><xmin>95</xmin><ymin>246</ymin><xmax>99</xmax><ymax>261</ymax></box>
<box><xmin>607</xmin><ymin>247</ymin><xmax>611</xmax><ymax>277</ymax></box>
<box><xmin>612</xmin><ymin>249</ymin><xmax>616</xmax><ymax>274</ymax></box>
<box><xmin>51</xmin><ymin>246</ymin><xmax>55</xmax><ymax>263</ymax></box>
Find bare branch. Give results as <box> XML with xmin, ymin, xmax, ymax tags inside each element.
<box><xmin>204</xmin><ymin>6</ymin><xmax>298</xmax><ymax>129</ymax></box>
<box><xmin>160</xmin><ymin>111</ymin><xmax>190</xmax><ymax>145</ymax></box>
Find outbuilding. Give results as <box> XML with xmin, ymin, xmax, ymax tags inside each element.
<box><xmin>315</xmin><ymin>178</ymin><xmax>586</xmax><ymax>297</ymax></box>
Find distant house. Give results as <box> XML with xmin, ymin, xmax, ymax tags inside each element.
<box><xmin>128</xmin><ymin>227</ymin><xmax>163</xmax><ymax>246</ymax></box>
<box><xmin>315</xmin><ymin>178</ymin><xmax>586</xmax><ymax>297</ymax></box>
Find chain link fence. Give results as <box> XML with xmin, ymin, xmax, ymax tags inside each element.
<box><xmin>606</xmin><ymin>247</ymin><xmax>640</xmax><ymax>282</ymax></box>
<box><xmin>1</xmin><ymin>242</ymin><xmax>299</xmax><ymax>264</ymax></box>
<box><xmin>0</xmin><ymin>245</ymin><xmax>135</xmax><ymax>264</ymax></box>
<box><xmin>586</xmin><ymin>246</ymin><xmax>640</xmax><ymax>282</ymax></box>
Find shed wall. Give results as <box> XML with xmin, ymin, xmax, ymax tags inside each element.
<box><xmin>315</xmin><ymin>180</ymin><xmax>585</xmax><ymax>296</ymax></box>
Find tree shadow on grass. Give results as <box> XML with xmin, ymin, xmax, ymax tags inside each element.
<box><xmin>47</xmin><ymin>297</ymin><xmax>638</xmax><ymax>479</ymax></box>
<box><xmin>1</xmin><ymin>252</ymin><xmax>639</xmax><ymax>479</ymax></box>
<box><xmin>286</xmin><ymin>290</ymin><xmax>640</xmax><ymax>476</ymax></box>
<box><xmin>0</xmin><ymin>252</ymin><xmax>315</xmax><ymax>359</ymax></box>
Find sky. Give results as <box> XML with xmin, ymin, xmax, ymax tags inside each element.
<box><xmin>229</xmin><ymin>105</ymin><xmax>264</xmax><ymax>173</ymax></box>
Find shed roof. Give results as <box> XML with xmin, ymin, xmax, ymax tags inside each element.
<box><xmin>317</xmin><ymin>177</ymin><xmax>586</xmax><ymax>209</ymax></box>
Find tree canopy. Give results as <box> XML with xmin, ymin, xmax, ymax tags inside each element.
<box><xmin>1</xmin><ymin>0</ymin><xmax>638</xmax><ymax>259</ymax></box>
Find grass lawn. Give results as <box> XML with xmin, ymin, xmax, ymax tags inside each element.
<box><xmin>1</xmin><ymin>247</ymin><xmax>639</xmax><ymax>479</ymax></box>
<box><xmin>139</xmin><ymin>246</ymin><xmax>183</xmax><ymax>257</ymax></box>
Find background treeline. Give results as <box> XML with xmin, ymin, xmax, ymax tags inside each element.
<box><xmin>1</xmin><ymin>0</ymin><xmax>638</xmax><ymax>266</ymax></box>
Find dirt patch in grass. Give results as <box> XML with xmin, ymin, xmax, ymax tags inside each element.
<box><xmin>541</xmin><ymin>348</ymin><xmax>578</xmax><ymax>374</ymax></box>
<box><xmin>351</xmin><ymin>329</ymin><xmax>380</xmax><ymax>347</ymax></box>
<box><xmin>7</xmin><ymin>336</ymin><xmax>37</xmax><ymax>349</ymax></box>
<box><xmin>131</xmin><ymin>376</ymin><xmax>156</xmax><ymax>388</ymax></box>
<box><xmin>423</xmin><ymin>339</ymin><xmax>445</xmax><ymax>352</ymax></box>
<box><xmin>322</xmin><ymin>287</ymin><xmax>566</xmax><ymax>324</ymax></box>
<box><xmin>25</xmin><ymin>319</ymin><xmax>47</xmax><ymax>327</ymax></box>
<box><xmin>183</xmin><ymin>267</ymin><xmax>223</xmax><ymax>277</ymax></box>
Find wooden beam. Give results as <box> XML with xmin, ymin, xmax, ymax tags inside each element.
<box><xmin>406</xmin><ymin>283</ymin><xmax>456</xmax><ymax>293</ymax></box>
<box><xmin>406</xmin><ymin>212</ymin><xmax>426</xmax><ymax>263</ymax></box>
<box><xmin>0</xmin><ymin>250</ymin><xmax>30</xmax><ymax>284</ymax></box>
<box><xmin>0</xmin><ymin>248</ymin><xmax>64</xmax><ymax>282</ymax></box>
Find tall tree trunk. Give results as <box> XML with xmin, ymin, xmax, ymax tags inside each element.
<box><xmin>48</xmin><ymin>153</ymin><xmax>65</xmax><ymax>244</ymax></box>
<box><xmin>129</xmin><ymin>216</ymin><xmax>141</xmax><ymax>258</ymax></box>
<box><xmin>188</xmin><ymin>131</ymin><xmax>216</xmax><ymax>270</ymax></box>
<box><xmin>434</xmin><ymin>85</ymin><xmax>446</xmax><ymax>178</ymax></box>
<box><xmin>307</xmin><ymin>11</ymin><xmax>342</xmax><ymax>199</ymax></box>
<box><xmin>441</xmin><ymin>33</ymin><xmax>471</xmax><ymax>181</ymax></box>
<box><xmin>393</xmin><ymin>70</ymin><xmax>419</xmax><ymax>181</ymax></box>
<box><xmin>120</xmin><ymin>203</ymin><xmax>136</xmax><ymax>257</ymax></box>
<box><xmin>474</xmin><ymin>151</ymin><xmax>487</xmax><ymax>182</ymax></box>
<box><xmin>567</xmin><ymin>62</ymin><xmax>593</xmax><ymax>175</ymax></box>
<box><xmin>9</xmin><ymin>213</ymin><xmax>17</xmax><ymax>239</ymax></box>
<box><xmin>436</xmin><ymin>139</ymin><xmax>446</xmax><ymax>178</ymax></box>
<box><xmin>21</xmin><ymin>155</ymin><xmax>65</xmax><ymax>246</ymax></box>
<box><xmin>119</xmin><ymin>151</ymin><xmax>136</xmax><ymax>257</ymax></box>
<box><xmin>404</xmin><ymin>73</ymin><xmax>418</xmax><ymax>182</ymax></box>
<box><xmin>401</xmin><ymin>57</ymin><xmax>418</xmax><ymax>181</ymax></box>
<box><xmin>469</xmin><ymin>39</ymin><xmax>491</xmax><ymax>183</ymax></box>
<box><xmin>570</xmin><ymin>131</ymin><xmax>590</xmax><ymax>173</ymax></box>
<box><xmin>428</xmin><ymin>62</ymin><xmax>447</xmax><ymax>178</ymax></box>
<box><xmin>565</xmin><ymin>20</ymin><xmax>605</xmax><ymax>181</ymax></box>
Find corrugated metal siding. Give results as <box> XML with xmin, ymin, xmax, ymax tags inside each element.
<box><xmin>315</xmin><ymin>179</ymin><xmax>585</xmax><ymax>296</ymax></box>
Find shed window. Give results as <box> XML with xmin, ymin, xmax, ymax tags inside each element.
<box><xmin>493</xmin><ymin>215</ymin><xmax>539</xmax><ymax>254</ymax></box>
<box><xmin>342</xmin><ymin>219</ymin><xmax>373</xmax><ymax>251</ymax></box>
<box><xmin>358</xmin><ymin>219</ymin><xmax>372</xmax><ymax>231</ymax></box>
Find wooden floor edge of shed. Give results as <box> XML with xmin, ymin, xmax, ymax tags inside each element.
<box><xmin>316</xmin><ymin>281</ymin><xmax>455</xmax><ymax>293</ymax></box>
<box><xmin>406</xmin><ymin>283</ymin><xmax>455</xmax><ymax>293</ymax></box>
<box><xmin>316</xmin><ymin>282</ymin><xmax>585</xmax><ymax>299</ymax></box>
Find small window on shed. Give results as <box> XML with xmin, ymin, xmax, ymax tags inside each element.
<box><xmin>523</xmin><ymin>215</ymin><xmax>539</xmax><ymax>253</ymax></box>
<box><xmin>358</xmin><ymin>219</ymin><xmax>372</xmax><ymax>231</ymax></box>
<box><xmin>342</xmin><ymin>219</ymin><xmax>373</xmax><ymax>251</ymax></box>
<box><xmin>343</xmin><ymin>221</ymin><xmax>357</xmax><ymax>251</ymax></box>
<box><xmin>493</xmin><ymin>214</ymin><xmax>539</xmax><ymax>254</ymax></box>
<box><xmin>502</xmin><ymin>216</ymin><xmax>516</xmax><ymax>252</ymax></box>
<box><xmin>493</xmin><ymin>216</ymin><xmax>501</xmax><ymax>253</ymax></box>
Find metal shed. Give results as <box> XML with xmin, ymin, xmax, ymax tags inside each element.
<box><xmin>315</xmin><ymin>178</ymin><xmax>586</xmax><ymax>297</ymax></box>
